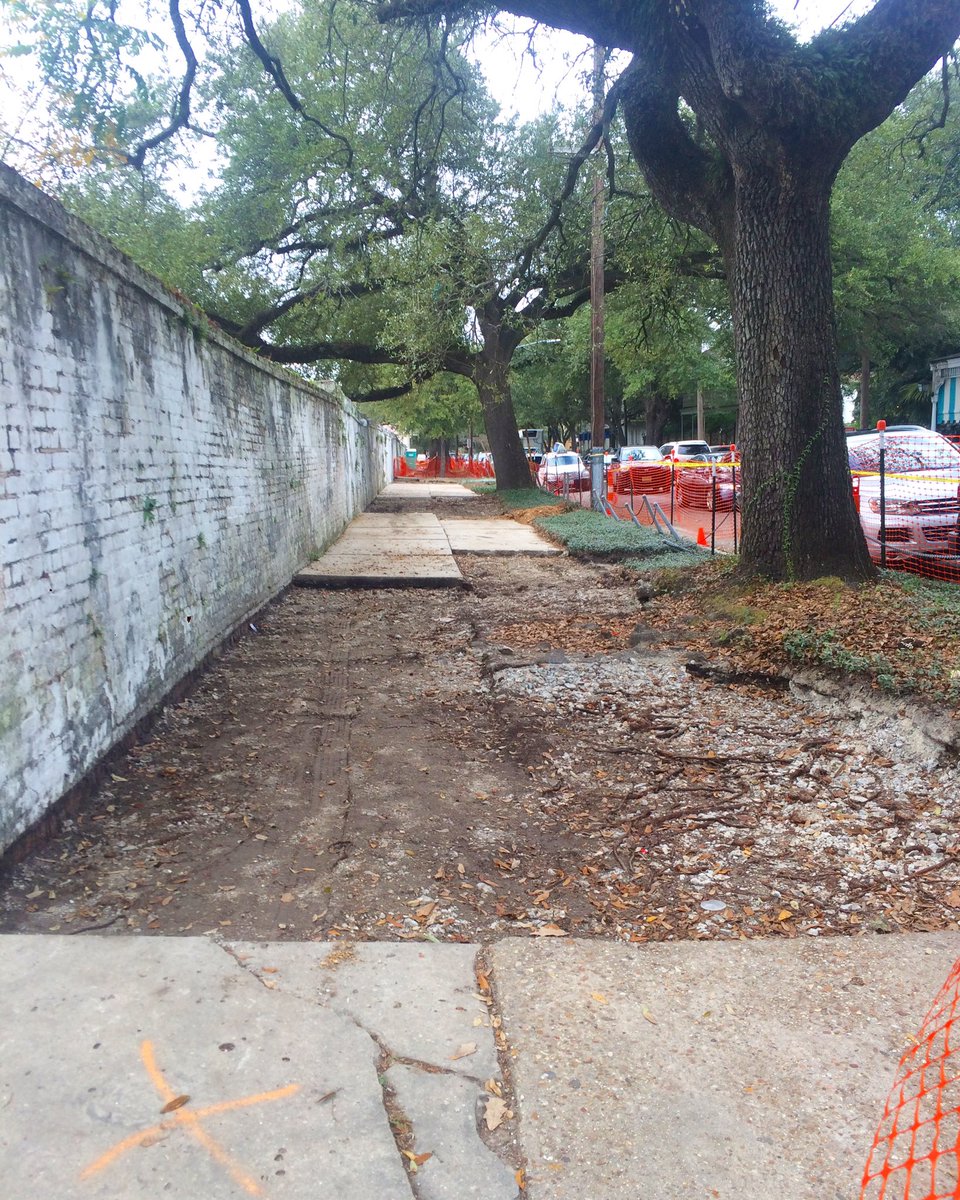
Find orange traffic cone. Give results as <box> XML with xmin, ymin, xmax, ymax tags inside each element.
<box><xmin>696</xmin><ymin>527</ymin><xmax>708</xmax><ymax>547</ymax></box>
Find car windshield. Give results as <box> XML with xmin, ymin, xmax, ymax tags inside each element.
<box><xmin>678</xmin><ymin>442</ymin><xmax>711</xmax><ymax>454</ymax></box>
<box><xmin>621</xmin><ymin>447</ymin><xmax>660</xmax><ymax>461</ymax></box>
<box><xmin>848</xmin><ymin>435</ymin><xmax>960</xmax><ymax>473</ymax></box>
<box><xmin>549</xmin><ymin>454</ymin><xmax>581</xmax><ymax>467</ymax></box>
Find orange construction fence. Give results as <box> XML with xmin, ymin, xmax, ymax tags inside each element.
<box><xmin>393</xmin><ymin>455</ymin><xmax>494</xmax><ymax>479</ymax></box>
<box><xmin>861</xmin><ymin>958</ymin><xmax>960</xmax><ymax>1198</ymax></box>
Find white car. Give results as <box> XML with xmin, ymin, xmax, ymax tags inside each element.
<box><xmin>537</xmin><ymin>450</ymin><xmax>590</xmax><ymax>494</ymax></box>
<box><xmin>658</xmin><ymin>439</ymin><xmax>713</xmax><ymax>461</ymax></box>
<box><xmin>847</xmin><ymin>429</ymin><xmax>960</xmax><ymax>565</ymax></box>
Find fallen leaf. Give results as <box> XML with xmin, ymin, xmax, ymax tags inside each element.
<box><xmin>280</xmin><ymin>893</ymin><xmax>294</xmax><ymax>903</ymax></box>
<box><xmin>516</xmin><ymin>1168</ymin><xmax>526</xmax><ymax>1191</ymax></box>
<box><xmin>450</xmin><ymin>1042</ymin><xmax>478</xmax><ymax>1061</ymax></box>
<box><xmin>777</xmin><ymin>909</ymin><xmax>792</xmax><ymax>922</ymax></box>
<box><xmin>25</xmin><ymin>887</ymin><xmax>43</xmax><ymax>900</ymax></box>
<box><xmin>160</xmin><ymin>1094</ymin><xmax>190</xmax><ymax>1114</ymax></box>
<box><xmin>642</xmin><ymin>1007</ymin><xmax>657</xmax><ymax>1025</ymax></box>
<box><xmin>533</xmin><ymin>923</ymin><xmax>568</xmax><ymax>937</ymax></box>
<box><xmin>484</xmin><ymin>1096</ymin><xmax>511</xmax><ymax>1131</ymax></box>
<box><xmin>591</xmin><ymin>992</ymin><xmax>608</xmax><ymax>1005</ymax></box>
<box><xmin>402</xmin><ymin>1150</ymin><xmax>433</xmax><ymax>1171</ymax></box>
<box><xmin>254</xmin><ymin>833</ymin><xmax>268</xmax><ymax>841</ymax></box>
<box><xmin>485</xmin><ymin>1078</ymin><xmax>503</xmax><ymax>1097</ymax></box>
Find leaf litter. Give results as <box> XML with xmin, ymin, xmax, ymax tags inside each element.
<box><xmin>1</xmin><ymin>499</ymin><xmax>958</xmax><ymax>949</ymax></box>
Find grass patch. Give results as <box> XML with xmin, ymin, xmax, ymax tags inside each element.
<box><xmin>533</xmin><ymin>508</ymin><xmax>678</xmax><ymax>557</ymax></box>
<box><xmin>496</xmin><ymin>487</ymin><xmax>569</xmax><ymax>512</ymax></box>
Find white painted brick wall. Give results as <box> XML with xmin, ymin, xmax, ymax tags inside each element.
<box><xmin>0</xmin><ymin>165</ymin><xmax>396</xmax><ymax>854</ymax></box>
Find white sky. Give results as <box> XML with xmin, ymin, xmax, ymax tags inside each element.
<box><xmin>474</xmin><ymin>2</ymin><xmax>878</xmax><ymax>120</ymax></box>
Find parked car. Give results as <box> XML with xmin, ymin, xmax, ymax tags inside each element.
<box><xmin>847</xmin><ymin>428</ymin><xmax>960</xmax><ymax>565</ymax></box>
<box><xmin>610</xmin><ymin>445</ymin><xmax>672</xmax><ymax>497</ymax></box>
<box><xmin>616</xmin><ymin>445</ymin><xmax>664</xmax><ymax>464</ymax></box>
<box><xmin>658</xmin><ymin>439</ymin><xmax>713</xmax><ymax>460</ymax></box>
<box><xmin>537</xmin><ymin>450</ymin><xmax>591</xmax><ymax>494</ymax></box>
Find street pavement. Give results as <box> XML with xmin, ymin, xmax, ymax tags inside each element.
<box><xmin>0</xmin><ymin>931</ymin><xmax>956</xmax><ymax>1200</ymax></box>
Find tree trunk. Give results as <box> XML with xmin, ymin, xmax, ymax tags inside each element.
<box><xmin>723</xmin><ymin>165</ymin><xmax>874</xmax><ymax>581</ymax></box>
<box><xmin>644</xmin><ymin>392</ymin><xmax>671</xmax><ymax>448</ymax></box>
<box><xmin>859</xmin><ymin>349</ymin><xmax>871</xmax><ymax>430</ymax></box>
<box><xmin>472</xmin><ymin>317</ymin><xmax>536</xmax><ymax>491</ymax></box>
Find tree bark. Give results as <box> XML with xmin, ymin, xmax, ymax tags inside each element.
<box><xmin>720</xmin><ymin>161</ymin><xmax>874</xmax><ymax>581</ymax></box>
<box><xmin>471</xmin><ymin>316</ymin><xmax>536</xmax><ymax>491</ymax></box>
<box><xmin>860</xmin><ymin>349</ymin><xmax>871</xmax><ymax>430</ymax></box>
<box><xmin>644</xmin><ymin>392</ymin><xmax>671</xmax><ymax>448</ymax></box>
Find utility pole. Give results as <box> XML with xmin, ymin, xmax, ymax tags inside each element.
<box><xmin>590</xmin><ymin>43</ymin><xmax>606</xmax><ymax>511</ymax></box>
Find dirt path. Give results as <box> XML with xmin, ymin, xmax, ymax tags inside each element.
<box><xmin>2</xmin><ymin>494</ymin><xmax>959</xmax><ymax>944</ymax></box>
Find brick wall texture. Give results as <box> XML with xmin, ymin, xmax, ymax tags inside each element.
<box><xmin>0</xmin><ymin>164</ymin><xmax>396</xmax><ymax>854</ymax></box>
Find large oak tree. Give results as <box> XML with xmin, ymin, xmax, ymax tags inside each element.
<box><xmin>379</xmin><ymin>0</ymin><xmax>960</xmax><ymax>580</ymax></box>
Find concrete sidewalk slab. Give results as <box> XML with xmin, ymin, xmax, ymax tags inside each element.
<box><xmin>380</xmin><ymin>482</ymin><xmax>479</xmax><ymax>500</ymax></box>
<box><xmin>0</xmin><ymin>935</ymin><xmax>516</xmax><ymax>1200</ymax></box>
<box><xmin>441</xmin><ymin>519</ymin><xmax>561</xmax><ymax>556</ymax></box>
<box><xmin>488</xmin><ymin>933</ymin><xmax>958</xmax><ymax>1200</ymax></box>
<box><xmin>295</xmin><ymin>555</ymin><xmax>464</xmax><ymax>588</ymax></box>
<box><xmin>294</xmin><ymin>512</ymin><xmax>464</xmax><ymax>589</ymax></box>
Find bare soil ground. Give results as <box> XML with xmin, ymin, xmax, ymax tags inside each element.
<box><xmin>2</xmin><ymin>492</ymin><xmax>959</xmax><ymax>945</ymax></box>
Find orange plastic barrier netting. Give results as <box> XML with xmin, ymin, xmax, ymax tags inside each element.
<box><xmin>861</xmin><ymin>958</ymin><xmax>960</xmax><ymax>1199</ymax></box>
<box><xmin>393</xmin><ymin>456</ymin><xmax>494</xmax><ymax>479</ymax></box>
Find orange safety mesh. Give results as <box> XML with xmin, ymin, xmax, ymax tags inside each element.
<box><xmin>848</xmin><ymin>428</ymin><xmax>960</xmax><ymax>585</ymax></box>
<box><xmin>393</xmin><ymin>455</ymin><xmax>494</xmax><ymax>479</ymax></box>
<box><xmin>600</xmin><ymin>458</ymin><xmax>741</xmax><ymax>552</ymax></box>
<box><xmin>591</xmin><ymin>433</ymin><xmax>960</xmax><ymax>576</ymax></box>
<box><xmin>861</xmin><ymin>959</ymin><xmax>960</xmax><ymax>1199</ymax></box>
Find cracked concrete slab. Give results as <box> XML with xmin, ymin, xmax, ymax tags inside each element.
<box><xmin>488</xmin><ymin>933</ymin><xmax>957</xmax><ymax>1200</ymax></box>
<box><xmin>0</xmin><ymin>935</ymin><xmax>437</xmax><ymax>1200</ymax></box>
<box><xmin>386</xmin><ymin>1064</ymin><xmax>518</xmax><ymax>1199</ymax></box>
<box><xmin>229</xmin><ymin>941</ymin><xmax>501</xmax><ymax>1081</ymax></box>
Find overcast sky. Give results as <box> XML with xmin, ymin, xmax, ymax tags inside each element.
<box><xmin>475</xmin><ymin>1</ymin><xmax>878</xmax><ymax>120</ymax></box>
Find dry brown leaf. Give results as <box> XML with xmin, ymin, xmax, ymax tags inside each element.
<box><xmin>160</xmin><ymin>1094</ymin><xmax>190</xmax><ymax>1114</ymax></box>
<box><xmin>450</xmin><ymin>1042</ymin><xmax>478</xmax><ymax>1061</ymax></box>
<box><xmin>484</xmin><ymin>1096</ymin><xmax>511</xmax><ymax>1131</ymax></box>
<box><xmin>533</xmin><ymin>923</ymin><xmax>568</xmax><ymax>937</ymax></box>
<box><xmin>591</xmin><ymin>992</ymin><xmax>608</xmax><ymax>1005</ymax></box>
<box><xmin>642</xmin><ymin>1007</ymin><xmax>658</xmax><ymax>1025</ymax></box>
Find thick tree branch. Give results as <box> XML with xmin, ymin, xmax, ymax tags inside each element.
<box><xmin>235</xmin><ymin>0</ymin><xmax>355</xmax><ymax>166</ymax></box>
<box><xmin>124</xmin><ymin>0</ymin><xmax>197</xmax><ymax>169</ymax></box>
<box><xmin>808</xmin><ymin>0</ymin><xmax>960</xmax><ymax>150</ymax></box>
<box><xmin>353</xmin><ymin>381</ymin><xmax>415</xmax><ymax>401</ymax></box>
<box><xmin>619</xmin><ymin>53</ymin><xmax>730</xmax><ymax>244</ymax></box>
